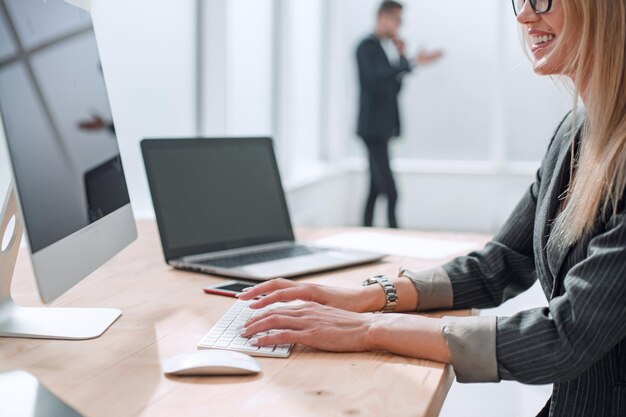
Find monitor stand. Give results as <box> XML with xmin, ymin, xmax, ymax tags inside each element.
<box><xmin>0</xmin><ymin>184</ymin><xmax>121</xmax><ymax>340</ymax></box>
<box><xmin>0</xmin><ymin>370</ymin><xmax>86</xmax><ymax>417</ymax></box>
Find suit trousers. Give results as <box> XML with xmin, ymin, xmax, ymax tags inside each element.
<box><xmin>362</xmin><ymin>137</ymin><xmax>398</xmax><ymax>228</ymax></box>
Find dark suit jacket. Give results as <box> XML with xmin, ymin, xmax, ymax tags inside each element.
<box><xmin>444</xmin><ymin>110</ymin><xmax>626</xmax><ymax>416</ymax></box>
<box><xmin>356</xmin><ymin>35</ymin><xmax>412</xmax><ymax>140</ymax></box>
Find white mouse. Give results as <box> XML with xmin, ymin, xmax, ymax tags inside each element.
<box><xmin>163</xmin><ymin>350</ymin><xmax>262</xmax><ymax>376</ymax></box>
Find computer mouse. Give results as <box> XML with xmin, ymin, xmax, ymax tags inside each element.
<box><xmin>162</xmin><ymin>350</ymin><xmax>262</xmax><ymax>376</ymax></box>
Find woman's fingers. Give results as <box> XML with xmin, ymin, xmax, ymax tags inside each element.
<box><xmin>241</xmin><ymin>311</ymin><xmax>310</xmax><ymax>337</ymax></box>
<box><xmin>250</xmin><ymin>330</ymin><xmax>308</xmax><ymax>347</ymax></box>
<box><xmin>242</xmin><ymin>302</ymin><xmax>374</xmax><ymax>353</ymax></box>
<box><xmin>248</xmin><ymin>286</ymin><xmax>316</xmax><ymax>309</ymax></box>
<box><xmin>245</xmin><ymin>304</ymin><xmax>306</xmax><ymax>328</ymax></box>
<box><xmin>236</xmin><ymin>278</ymin><xmax>294</xmax><ymax>301</ymax></box>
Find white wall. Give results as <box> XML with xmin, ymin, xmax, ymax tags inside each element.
<box><xmin>325</xmin><ymin>0</ymin><xmax>573</xmax><ymax>162</ymax></box>
<box><xmin>201</xmin><ymin>0</ymin><xmax>273</xmax><ymax>138</ymax></box>
<box><xmin>282</xmin><ymin>0</ymin><xmax>572</xmax><ymax>234</ymax></box>
<box><xmin>198</xmin><ymin>0</ymin><xmax>548</xmax><ymax>234</ymax></box>
<box><xmin>275</xmin><ymin>0</ymin><xmax>324</xmax><ymax>174</ymax></box>
<box><xmin>91</xmin><ymin>0</ymin><xmax>197</xmax><ymax>217</ymax></box>
<box><xmin>201</xmin><ymin>0</ymin><xmax>324</xmax><ymax>178</ymax></box>
<box><xmin>196</xmin><ymin>0</ymin><xmax>549</xmax><ymax>233</ymax></box>
<box><xmin>286</xmin><ymin>163</ymin><xmax>534</xmax><ymax>233</ymax></box>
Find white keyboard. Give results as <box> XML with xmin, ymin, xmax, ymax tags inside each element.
<box><xmin>197</xmin><ymin>300</ymin><xmax>293</xmax><ymax>358</ymax></box>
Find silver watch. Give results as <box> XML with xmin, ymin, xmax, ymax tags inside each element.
<box><xmin>362</xmin><ymin>275</ymin><xmax>398</xmax><ymax>313</ymax></box>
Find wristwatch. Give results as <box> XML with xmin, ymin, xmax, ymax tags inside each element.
<box><xmin>362</xmin><ymin>275</ymin><xmax>398</xmax><ymax>313</ymax></box>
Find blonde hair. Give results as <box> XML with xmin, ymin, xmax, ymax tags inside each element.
<box><xmin>539</xmin><ymin>0</ymin><xmax>626</xmax><ymax>247</ymax></box>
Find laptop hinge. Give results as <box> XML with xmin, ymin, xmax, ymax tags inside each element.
<box><xmin>180</xmin><ymin>241</ymin><xmax>297</xmax><ymax>263</ymax></box>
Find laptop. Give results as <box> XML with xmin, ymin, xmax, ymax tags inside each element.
<box><xmin>141</xmin><ymin>137</ymin><xmax>385</xmax><ymax>281</ymax></box>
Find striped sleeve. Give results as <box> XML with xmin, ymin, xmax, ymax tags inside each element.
<box><xmin>401</xmin><ymin>266</ymin><xmax>500</xmax><ymax>382</ymax></box>
<box><xmin>417</xmin><ymin>194</ymin><xmax>626</xmax><ymax>385</ymax></box>
<box><xmin>496</xmin><ymin>210</ymin><xmax>626</xmax><ymax>384</ymax></box>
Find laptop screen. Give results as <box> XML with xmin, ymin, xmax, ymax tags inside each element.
<box><xmin>141</xmin><ymin>138</ymin><xmax>295</xmax><ymax>260</ymax></box>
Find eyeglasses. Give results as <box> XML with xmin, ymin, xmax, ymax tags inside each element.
<box><xmin>512</xmin><ymin>0</ymin><xmax>552</xmax><ymax>16</ymax></box>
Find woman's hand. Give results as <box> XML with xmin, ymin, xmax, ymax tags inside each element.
<box><xmin>236</xmin><ymin>278</ymin><xmax>385</xmax><ymax>313</ymax></box>
<box><xmin>241</xmin><ymin>301</ymin><xmax>451</xmax><ymax>364</ymax></box>
<box><xmin>241</xmin><ymin>302</ymin><xmax>375</xmax><ymax>352</ymax></box>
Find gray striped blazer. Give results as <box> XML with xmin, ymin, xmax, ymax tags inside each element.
<box><xmin>406</xmin><ymin>110</ymin><xmax>626</xmax><ymax>417</ymax></box>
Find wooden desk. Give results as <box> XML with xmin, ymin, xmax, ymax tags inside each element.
<box><xmin>1</xmin><ymin>221</ymin><xmax>489</xmax><ymax>417</ymax></box>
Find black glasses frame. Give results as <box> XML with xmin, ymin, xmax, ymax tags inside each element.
<box><xmin>512</xmin><ymin>0</ymin><xmax>553</xmax><ymax>16</ymax></box>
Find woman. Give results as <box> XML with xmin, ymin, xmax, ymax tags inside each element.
<box><xmin>239</xmin><ymin>0</ymin><xmax>626</xmax><ymax>415</ymax></box>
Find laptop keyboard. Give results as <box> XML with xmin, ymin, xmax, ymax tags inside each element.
<box><xmin>197</xmin><ymin>245</ymin><xmax>323</xmax><ymax>269</ymax></box>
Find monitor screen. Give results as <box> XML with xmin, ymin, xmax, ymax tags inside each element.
<box><xmin>0</xmin><ymin>0</ymin><xmax>130</xmax><ymax>253</ymax></box>
<box><xmin>142</xmin><ymin>138</ymin><xmax>294</xmax><ymax>260</ymax></box>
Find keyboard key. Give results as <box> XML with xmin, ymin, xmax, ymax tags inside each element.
<box><xmin>274</xmin><ymin>345</ymin><xmax>291</xmax><ymax>354</ymax></box>
<box><xmin>239</xmin><ymin>345</ymin><xmax>260</xmax><ymax>352</ymax></box>
<box><xmin>197</xmin><ymin>300</ymin><xmax>293</xmax><ymax>358</ymax></box>
<box><xmin>197</xmin><ymin>245</ymin><xmax>323</xmax><ymax>268</ymax></box>
<box><xmin>231</xmin><ymin>337</ymin><xmax>248</xmax><ymax>346</ymax></box>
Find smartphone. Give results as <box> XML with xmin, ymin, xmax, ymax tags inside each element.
<box><xmin>203</xmin><ymin>280</ymin><xmax>256</xmax><ymax>298</ymax></box>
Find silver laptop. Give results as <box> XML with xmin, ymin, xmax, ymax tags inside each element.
<box><xmin>141</xmin><ymin>137</ymin><xmax>385</xmax><ymax>281</ymax></box>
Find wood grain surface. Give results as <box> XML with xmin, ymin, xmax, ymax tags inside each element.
<box><xmin>1</xmin><ymin>220</ymin><xmax>489</xmax><ymax>417</ymax></box>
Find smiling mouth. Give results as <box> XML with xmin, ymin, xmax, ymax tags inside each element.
<box><xmin>531</xmin><ymin>34</ymin><xmax>555</xmax><ymax>48</ymax></box>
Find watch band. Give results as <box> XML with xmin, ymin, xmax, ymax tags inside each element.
<box><xmin>362</xmin><ymin>275</ymin><xmax>398</xmax><ymax>313</ymax></box>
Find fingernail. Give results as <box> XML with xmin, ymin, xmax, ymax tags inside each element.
<box><xmin>249</xmin><ymin>337</ymin><xmax>259</xmax><ymax>346</ymax></box>
<box><xmin>241</xmin><ymin>287</ymin><xmax>251</xmax><ymax>292</ymax></box>
<box><xmin>235</xmin><ymin>293</ymin><xmax>242</xmax><ymax>298</ymax></box>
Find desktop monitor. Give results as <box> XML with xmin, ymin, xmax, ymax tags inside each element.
<box><xmin>0</xmin><ymin>0</ymin><xmax>136</xmax><ymax>339</ymax></box>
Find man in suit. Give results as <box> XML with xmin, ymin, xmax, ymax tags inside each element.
<box><xmin>357</xmin><ymin>0</ymin><xmax>442</xmax><ymax>228</ymax></box>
